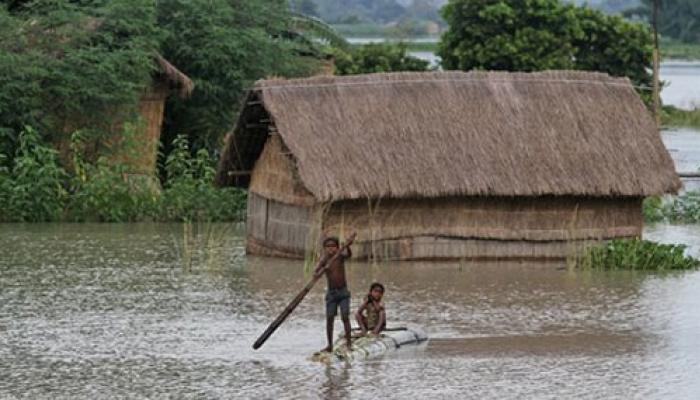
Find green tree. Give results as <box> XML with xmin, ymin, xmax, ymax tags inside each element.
<box><xmin>572</xmin><ymin>6</ymin><xmax>653</xmax><ymax>90</ymax></box>
<box><xmin>157</xmin><ymin>0</ymin><xmax>321</xmax><ymax>153</ymax></box>
<box><xmin>439</xmin><ymin>0</ymin><xmax>580</xmax><ymax>71</ymax></box>
<box><xmin>438</xmin><ymin>0</ymin><xmax>653</xmax><ymax>90</ymax></box>
<box><xmin>0</xmin><ymin>0</ymin><xmax>159</xmax><ymax>157</ymax></box>
<box><xmin>333</xmin><ymin>42</ymin><xmax>431</xmax><ymax>75</ymax></box>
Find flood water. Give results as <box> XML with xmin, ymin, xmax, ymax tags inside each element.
<box><xmin>1</xmin><ymin>223</ymin><xmax>700</xmax><ymax>399</ymax></box>
<box><xmin>661</xmin><ymin>61</ymin><xmax>700</xmax><ymax>111</ymax></box>
<box><xmin>662</xmin><ymin>128</ymin><xmax>700</xmax><ymax>192</ymax></box>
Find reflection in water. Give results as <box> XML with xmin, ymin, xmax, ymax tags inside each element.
<box><xmin>1</xmin><ymin>223</ymin><xmax>700</xmax><ymax>398</ymax></box>
<box><xmin>320</xmin><ymin>365</ymin><xmax>351</xmax><ymax>400</ymax></box>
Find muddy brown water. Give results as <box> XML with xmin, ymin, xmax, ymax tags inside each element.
<box><xmin>1</xmin><ymin>223</ymin><xmax>699</xmax><ymax>399</ymax></box>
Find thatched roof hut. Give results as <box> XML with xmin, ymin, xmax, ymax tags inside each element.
<box><xmin>216</xmin><ymin>71</ymin><xmax>680</xmax><ymax>260</ymax></box>
<box><xmin>126</xmin><ymin>55</ymin><xmax>193</xmax><ymax>175</ymax></box>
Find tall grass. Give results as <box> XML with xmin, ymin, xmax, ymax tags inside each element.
<box><xmin>170</xmin><ymin>221</ymin><xmax>236</xmax><ymax>271</ymax></box>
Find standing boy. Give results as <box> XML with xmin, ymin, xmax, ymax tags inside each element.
<box><xmin>314</xmin><ymin>233</ymin><xmax>356</xmax><ymax>352</ymax></box>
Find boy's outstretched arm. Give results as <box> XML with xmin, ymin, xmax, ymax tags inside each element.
<box><xmin>342</xmin><ymin>232</ymin><xmax>357</xmax><ymax>259</ymax></box>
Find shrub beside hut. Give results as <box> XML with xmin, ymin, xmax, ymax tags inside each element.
<box><xmin>215</xmin><ymin>71</ymin><xmax>680</xmax><ymax>261</ymax></box>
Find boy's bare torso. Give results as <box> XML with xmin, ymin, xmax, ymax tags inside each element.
<box><xmin>322</xmin><ymin>250</ymin><xmax>349</xmax><ymax>289</ymax></box>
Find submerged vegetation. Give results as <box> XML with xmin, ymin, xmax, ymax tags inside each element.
<box><xmin>644</xmin><ymin>193</ymin><xmax>700</xmax><ymax>224</ymax></box>
<box><xmin>575</xmin><ymin>239</ymin><xmax>700</xmax><ymax>270</ymax></box>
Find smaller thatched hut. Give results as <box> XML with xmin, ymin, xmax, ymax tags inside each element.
<box><xmin>126</xmin><ymin>55</ymin><xmax>194</xmax><ymax>175</ymax></box>
<box><xmin>216</xmin><ymin>71</ymin><xmax>680</xmax><ymax>261</ymax></box>
<box><xmin>56</xmin><ymin>55</ymin><xmax>193</xmax><ymax>179</ymax></box>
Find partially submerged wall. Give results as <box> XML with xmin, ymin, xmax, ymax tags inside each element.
<box><xmin>322</xmin><ymin>196</ymin><xmax>643</xmax><ymax>260</ymax></box>
<box><xmin>246</xmin><ymin>135</ymin><xmax>318</xmax><ymax>258</ymax></box>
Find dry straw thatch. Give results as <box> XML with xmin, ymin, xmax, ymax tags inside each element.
<box><xmin>217</xmin><ymin>71</ymin><xmax>680</xmax><ymax>200</ymax></box>
<box><xmin>154</xmin><ymin>54</ymin><xmax>194</xmax><ymax>98</ymax></box>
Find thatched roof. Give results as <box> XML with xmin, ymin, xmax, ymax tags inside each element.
<box><xmin>154</xmin><ymin>54</ymin><xmax>194</xmax><ymax>98</ymax></box>
<box><xmin>216</xmin><ymin>71</ymin><xmax>680</xmax><ymax>201</ymax></box>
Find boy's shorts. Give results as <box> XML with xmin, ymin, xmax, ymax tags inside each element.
<box><xmin>325</xmin><ymin>287</ymin><xmax>350</xmax><ymax>317</ymax></box>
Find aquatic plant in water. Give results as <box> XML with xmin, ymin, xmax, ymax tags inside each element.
<box><xmin>663</xmin><ymin>192</ymin><xmax>700</xmax><ymax>223</ymax></box>
<box><xmin>575</xmin><ymin>239</ymin><xmax>700</xmax><ymax>271</ymax></box>
<box><xmin>643</xmin><ymin>193</ymin><xmax>700</xmax><ymax>224</ymax></box>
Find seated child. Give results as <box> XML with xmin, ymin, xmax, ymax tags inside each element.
<box><xmin>355</xmin><ymin>282</ymin><xmax>386</xmax><ymax>336</ymax></box>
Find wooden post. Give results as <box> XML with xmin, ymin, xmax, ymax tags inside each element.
<box><xmin>652</xmin><ymin>0</ymin><xmax>661</xmax><ymax>128</ymax></box>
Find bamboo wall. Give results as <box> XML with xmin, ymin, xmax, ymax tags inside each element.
<box><xmin>248</xmin><ymin>135</ymin><xmax>315</xmax><ymax>206</ymax></box>
<box><xmin>130</xmin><ymin>83</ymin><xmax>169</xmax><ymax>174</ymax></box>
<box><xmin>320</xmin><ymin>196</ymin><xmax>643</xmax><ymax>260</ymax></box>
<box><xmin>55</xmin><ymin>82</ymin><xmax>169</xmax><ymax>178</ymax></box>
<box><xmin>246</xmin><ymin>192</ymin><xmax>316</xmax><ymax>258</ymax></box>
<box><xmin>245</xmin><ymin>194</ymin><xmax>642</xmax><ymax>260</ymax></box>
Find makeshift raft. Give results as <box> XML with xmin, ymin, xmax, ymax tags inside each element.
<box><xmin>310</xmin><ymin>327</ymin><xmax>428</xmax><ymax>363</ymax></box>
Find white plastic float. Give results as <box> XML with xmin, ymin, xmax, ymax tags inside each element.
<box><xmin>310</xmin><ymin>327</ymin><xmax>428</xmax><ymax>363</ymax></box>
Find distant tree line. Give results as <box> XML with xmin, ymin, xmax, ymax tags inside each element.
<box><xmin>309</xmin><ymin>0</ymin><xmax>444</xmax><ymax>24</ymax></box>
<box><xmin>624</xmin><ymin>0</ymin><xmax>700</xmax><ymax>43</ymax></box>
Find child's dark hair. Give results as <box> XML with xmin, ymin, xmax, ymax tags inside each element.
<box><xmin>323</xmin><ymin>236</ymin><xmax>339</xmax><ymax>247</ymax></box>
<box><xmin>367</xmin><ymin>282</ymin><xmax>385</xmax><ymax>303</ymax></box>
<box><xmin>370</xmin><ymin>282</ymin><xmax>384</xmax><ymax>293</ymax></box>
<box><xmin>370</xmin><ymin>282</ymin><xmax>385</xmax><ymax>292</ymax></box>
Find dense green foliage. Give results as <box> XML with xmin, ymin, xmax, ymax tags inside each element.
<box><xmin>0</xmin><ymin>127</ymin><xmax>67</xmax><ymax>222</ymax></box>
<box><xmin>157</xmin><ymin>0</ymin><xmax>321</xmax><ymax>152</ymax></box>
<box><xmin>0</xmin><ymin>129</ymin><xmax>246</xmax><ymax>222</ymax></box>
<box><xmin>438</xmin><ymin>0</ymin><xmax>653</xmax><ymax>90</ymax></box>
<box><xmin>0</xmin><ymin>0</ymin><xmax>159</xmax><ymax>159</ymax></box>
<box><xmin>0</xmin><ymin>0</ymin><xmax>327</xmax><ymax>222</ymax></box>
<box><xmin>334</xmin><ymin>43</ymin><xmax>431</xmax><ymax>75</ymax></box>
<box><xmin>0</xmin><ymin>0</ymin><xmax>324</xmax><ymax>161</ymax></box>
<box><xmin>642</xmin><ymin>196</ymin><xmax>665</xmax><ymax>222</ymax></box>
<box><xmin>625</xmin><ymin>0</ymin><xmax>700</xmax><ymax>43</ymax></box>
<box><xmin>576</xmin><ymin>239</ymin><xmax>700</xmax><ymax>270</ymax></box>
<box><xmin>159</xmin><ymin>136</ymin><xmax>246</xmax><ymax>222</ymax></box>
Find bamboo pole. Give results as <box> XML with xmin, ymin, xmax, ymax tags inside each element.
<box><xmin>652</xmin><ymin>0</ymin><xmax>661</xmax><ymax>128</ymax></box>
